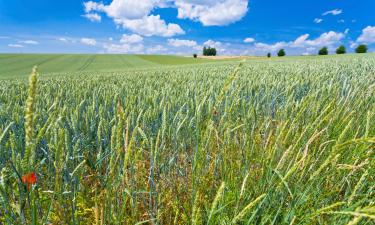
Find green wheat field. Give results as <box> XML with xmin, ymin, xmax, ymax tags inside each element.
<box><xmin>0</xmin><ymin>54</ymin><xmax>374</xmax><ymax>224</ymax></box>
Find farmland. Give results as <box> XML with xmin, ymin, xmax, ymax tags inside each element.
<box><xmin>0</xmin><ymin>54</ymin><xmax>374</xmax><ymax>224</ymax></box>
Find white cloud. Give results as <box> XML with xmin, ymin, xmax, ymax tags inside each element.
<box><xmin>120</xmin><ymin>34</ymin><xmax>143</xmax><ymax>43</ymax></box>
<box><xmin>84</xmin><ymin>1</ymin><xmax>105</xmax><ymax>13</ymax></box>
<box><xmin>81</xmin><ymin>38</ymin><xmax>97</xmax><ymax>46</ymax></box>
<box><xmin>322</xmin><ymin>9</ymin><xmax>343</xmax><ymax>16</ymax></box>
<box><xmin>103</xmin><ymin>43</ymin><xmax>144</xmax><ymax>53</ymax></box>
<box><xmin>58</xmin><ymin>37</ymin><xmax>68</xmax><ymax>42</ymax></box>
<box><xmin>291</xmin><ymin>31</ymin><xmax>345</xmax><ymax>47</ymax></box>
<box><xmin>252</xmin><ymin>31</ymin><xmax>345</xmax><ymax>55</ymax></box>
<box><xmin>83</xmin><ymin>0</ymin><xmax>250</xmax><ymax>36</ymax></box>
<box><xmin>314</xmin><ymin>18</ymin><xmax>323</xmax><ymax>24</ymax></box>
<box><xmin>19</xmin><ymin>40</ymin><xmax>39</xmax><ymax>45</ymax></box>
<box><xmin>83</xmin><ymin>13</ymin><xmax>101</xmax><ymax>22</ymax></box>
<box><xmin>337</xmin><ymin>19</ymin><xmax>345</xmax><ymax>23</ymax></box>
<box><xmin>357</xmin><ymin>26</ymin><xmax>375</xmax><ymax>43</ymax></box>
<box><xmin>254</xmin><ymin>41</ymin><xmax>288</xmax><ymax>52</ymax></box>
<box><xmin>146</xmin><ymin>44</ymin><xmax>168</xmax><ymax>54</ymax></box>
<box><xmin>244</xmin><ymin>37</ymin><xmax>255</xmax><ymax>43</ymax></box>
<box><xmin>8</xmin><ymin>44</ymin><xmax>24</xmax><ymax>48</ymax></box>
<box><xmin>204</xmin><ymin>39</ymin><xmax>222</xmax><ymax>48</ymax></box>
<box><xmin>350</xmin><ymin>41</ymin><xmax>358</xmax><ymax>49</ymax></box>
<box><xmin>84</xmin><ymin>0</ymin><xmax>184</xmax><ymax>37</ymax></box>
<box><xmin>344</xmin><ymin>28</ymin><xmax>350</xmax><ymax>34</ymax></box>
<box><xmin>175</xmin><ymin>0</ymin><xmax>249</xmax><ymax>26</ymax></box>
<box><xmin>168</xmin><ymin>39</ymin><xmax>197</xmax><ymax>47</ymax></box>
<box><xmin>115</xmin><ymin>15</ymin><xmax>184</xmax><ymax>37</ymax></box>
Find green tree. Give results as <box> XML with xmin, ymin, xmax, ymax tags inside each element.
<box><xmin>277</xmin><ymin>49</ymin><xmax>285</xmax><ymax>57</ymax></box>
<box><xmin>267</xmin><ymin>53</ymin><xmax>271</xmax><ymax>58</ymax></box>
<box><xmin>336</xmin><ymin>45</ymin><xmax>346</xmax><ymax>54</ymax></box>
<box><xmin>355</xmin><ymin>44</ymin><xmax>368</xmax><ymax>53</ymax></box>
<box><xmin>318</xmin><ymin>47</ymin><xmax>328</xmax><ymax>55</ymax></box>
<box><xmin>203</xmin><ymin>46</ymin><xmax>217</xmax><ymax>56</ymax></box>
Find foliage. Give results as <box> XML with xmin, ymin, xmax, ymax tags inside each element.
<box><xmin>0</xmin><ymin>55</ymin><xmax>374</xmax><ymax>224</ymax></box>
<box><xmin>203</xmin><ymin>46</ymin><xmax>217</xmax><ymax>56</ymax></box>
<box><xmin>336</xmin><ymin>45</ymin><xmax>346</xmax><ymax>54</ymax></box>
<box><xmin>277</xmin><ymin>49</ymin><xmax>286</xmax><ymax>57</ymax></box>
<box><xmin>356</xmin><ymin>44</ymin><xmax>368</xmax><ymax>53</ymax></box>
<box><xmin>267</xmin><ymin>53</ymin><xmax>271</xmax><ymax>58</ymax></box>
<box><xmin>193</xmin><ymin>54</ymin><xmax>197</xmax><ymax>58</ymax></box>
<box><xmin>319</xmin><ymin>47</ymin><xmax>329</xmax><ymax>55</ymax></box>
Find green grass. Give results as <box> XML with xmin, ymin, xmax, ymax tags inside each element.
<box><xmin>0</xmin><ymin>54</ymin><xmax>210</xmax><ymax>79</ymax></box>
<box><xmin>0</xmin><ymin>54</ymin><xmax>374</xmax><ymax>224</ymax></box>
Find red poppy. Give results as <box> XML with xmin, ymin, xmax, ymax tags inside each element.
<box><xmin>22</xmin><ymin>172</ymin><xmax>37</xmax><ymax>189</ymax></box>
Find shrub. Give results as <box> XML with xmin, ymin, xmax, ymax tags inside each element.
<box><xmin>193</xmin><ymin>54</ymin><xmax>197</xmax><ymax>58</ymax></box>
<box><xmin>336</xmin><ymin>45</ymin><xmax>346</xmax><ymax>54</ymax></box>
<box><xmin>318</xmin><ymin>47</ymin><xmax>328</xmax><ymax>55</ymax></box>
<box><xmin>277</xmin><ymin>49</ymin><xmax>285</xmax><ymax>57</ymax></box>
<box><xmin>267</xmin><ymin>53</ymin><xmax>271</xmax><ymax>58</ymax></box>
<box><xmin>355</xmin><ymin>44</ymin><xmax>368</xmax><ymax>53</ymax></box>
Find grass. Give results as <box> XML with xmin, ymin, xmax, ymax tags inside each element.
<box><xmin>0</xmin><ymin>54</ymin><xmax>210</xmax><ymax>79</ymax></box>
<box><xmin>0</xmin><ymin>54</ymin><xmax>374</xmax><ymax>224</ymax></box>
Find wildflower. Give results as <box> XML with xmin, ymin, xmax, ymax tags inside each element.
<box><xmin>22</xmin><ymin>172</ymin><xmax>37</xmax><ymax>189</ymax></box>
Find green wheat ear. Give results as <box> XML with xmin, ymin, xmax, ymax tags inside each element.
<box><xmin>22</xmin><ymin>66</ymin><xmax>38</xmax><ymax>171</ymax></box>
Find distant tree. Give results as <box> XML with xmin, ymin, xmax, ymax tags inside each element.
<box><xmin>267</xmin><ymin>53</ymin><xmax>271</xmax><ymax>58</ymax></box>
<box><xmin>203</xmin><ymin>46</ymin><xmax>217</xmax><ymax>56</ymax></box>
<box><xmin>277</xmin><ymin>49</ymin><xmax>285</xmax><ymax>57</ymax></box>
<box><xmin>336</xmin><ymin>45</ymin><xmax>346</xmax><ymax>54</ymax></box>
<box><xmin>318</xmin><ymin>47</ymin><xmax>328</xmax><ymax>55</ymax></box>
<box><xmin>355</xmin><ymin>44</ymin><xmax>368</xmax><ymax>53</ymax></box>
<box><xmin>193</xmin><ymin>54</ymin><xmax>197</xmax><ymax>58</ymax></box>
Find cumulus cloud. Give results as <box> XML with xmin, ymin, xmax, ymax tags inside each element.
<box><xmin>146</xmin><ymin>44</ymin><xmax>168</xmax><ymax>54</ymax></box>
<box><xmin>322</xmin><ymin>9</ymin><xmax>343</xmax><ymax>16</ymax></box>
<box><xmin>19</xmin><ymin>40</ymin><xmax>39</xmax><ymax>45</ymax></box>
<box><xmin>314</xmin><ymin>18</ymin><xmax>323</xmax><ymax>24</ymax></box>
<box><xmin>83</xmin><ymin>13</ymin><xmax>101</xmax><ymax>22</ymax></box>
<box><xmin>83</xmin><ymin>0</ymin><xmax>249</xmax><ymax>36</ymax></box>
<box><xmin>8</xmin><ymin>44</ymin><xmax>24</xmax><ymax>48</ymax></box>
<box><xmin>252</xmin><ymin>31</ymin><xmax>345</xmax><ymax>55</ymax></box>
<box><xmin>244</xmin><ymin>37</ymin><xmax>255</xmax><ymax>43</ymax></box>
<box><xmin>83</xmin><ymin>0</ymin><xmax>184</xmax><ymax>37</ymax></box>
<box><xmin>357</xmin><ymin>26</ymin><xmax>375</xmax><ymax>44</ymax></box>
<box><xmin>81</xmin><ymin>38</ymin><xmax>97</xmax><ymax>46</ymax></box>
<box><xmin>116</xmin><ymin>15</ymin><xmax>184</xmax><ymax>37</ymax></box>
<box><xmin>120</xmin><ymin>34</ymin><xmax>143</xmax><ymax>44</ymax></box>
<box><xmin>103</xmin><ymin>43</ymin><xmax>144</xmax><ymax>53</ymax></box>
<box><xmin>168</xmin><ymin>39</ymin><xmax>198</xmax><ymax>47</ymax></box>
<box><xmin>174</xmin><ymin>0</ymin><xmax>249</xmax><ymax>26</ymax></box>
<box><xmin>103</xmin><ymin>34</ymin><xmax>145</xmax><ymax>53</ymax></box>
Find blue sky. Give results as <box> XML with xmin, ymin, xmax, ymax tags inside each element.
<box><xmin>0</xmin><ymin>0</ymin><xmax>374</xmax><ymax>55</ymax></box>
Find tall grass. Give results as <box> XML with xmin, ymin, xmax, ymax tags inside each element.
<box><xmin>0</xmin><ymin>55</ymin><xmax>374</xmax><ymax>224</ymax></box>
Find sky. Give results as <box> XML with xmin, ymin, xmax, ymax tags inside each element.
<box><xmin>0</xmin><ymin>0</ymin><xmax>374</xmax><ymax>55</ymax></box>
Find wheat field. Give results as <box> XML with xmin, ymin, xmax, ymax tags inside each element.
<box><xmin>0</xmin><ymin>54</ymin><xmax>374</xmax><ymax>224</ymax></box>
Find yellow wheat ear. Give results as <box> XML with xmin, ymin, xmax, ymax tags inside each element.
<box><xmin>22</xmin><ymin>66</ymin><xmax>38</xmax><ymax>171</ymax></box>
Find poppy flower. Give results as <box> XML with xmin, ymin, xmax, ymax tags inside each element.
<box><xmin>22</xmin><ymin>172</ymin><xmax>37</xmax><ymax>189</ymax></box>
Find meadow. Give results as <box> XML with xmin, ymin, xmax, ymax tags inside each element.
<box><xmin>0</xmin><ymin>54</ymin><xmax>374</xmax><ymax>224</ymax></box>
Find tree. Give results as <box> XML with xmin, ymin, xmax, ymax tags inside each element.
<box><xmin>336</xmin><ymin>45</ymin><xmax>346</xmax><ymax>54</ymax></box>
<box><xmin>277</xmin><ymin>49</ymin><xmax>285</xmax><ymax>57</ymax></box>
<box><xmin>203</xmin><ymin>46</ymin><xmax>217</xmax><ymax>56</ymax></box>
<box><xmin>193</xmin><ymin>54</ymin><xmax>197</xmax><ymax>58</ymax></box>
<box><xmin>355</xmin><ymin>44</ymin><xmax>368</xmax><ymax>53</ymax></box>
<box><xmin>318</xmin><ymin>47</ymin><xmax>328</xmax><ymax>55</ymax></box>
<box><xmin>267</xmin><ymin>53</ymin><xmax>271</xmax><ymax>58</ymax></box>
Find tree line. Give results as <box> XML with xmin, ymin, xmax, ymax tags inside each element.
<box><xmin>271</xmin><ymin>44</ymin><xmax>368</xmax><ymax>57</ymax></box>
<box><xmin>193</xmin><ymin>44</ymin><xmax>368</xmax><ymax>58</ymax></box>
